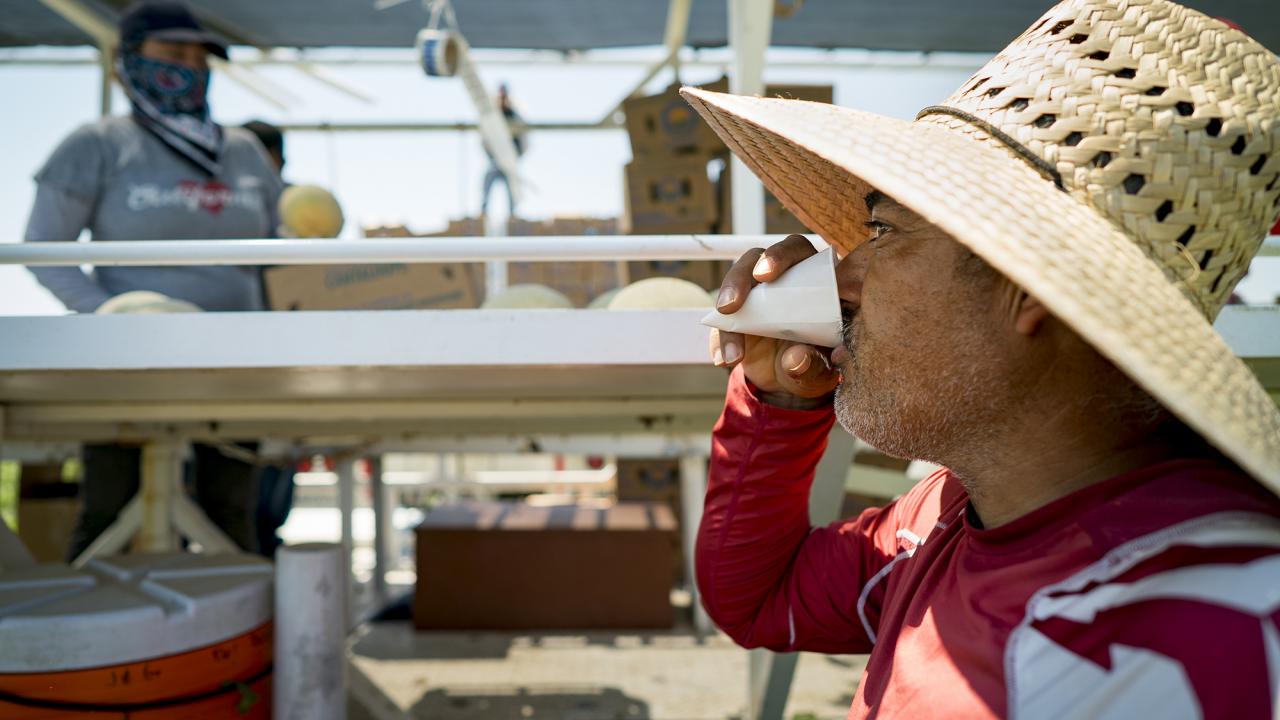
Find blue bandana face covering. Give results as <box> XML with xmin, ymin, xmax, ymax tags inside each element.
<box><xmin>118</xmin><ymin>51</ymin><xmax>223</xmax><ymax>175</ymax></box>
<box><xmin>122</xmin><ymin>52</ymin><xmax>212</xmax><ymax>117</ymax></box>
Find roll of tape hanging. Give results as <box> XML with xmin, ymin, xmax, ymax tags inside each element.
<box><xmin>416</xmin><ymin>28</ymin><xmax>460</xmax><ymax>77</ymax></box>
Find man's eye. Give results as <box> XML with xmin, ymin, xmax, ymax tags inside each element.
<box><xmin>864</xmin><ymin>220</ymin><xmax>892</xmax><ymax>241</ymax></box>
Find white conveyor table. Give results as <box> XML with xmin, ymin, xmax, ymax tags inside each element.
<box><xmin>0</xmin><ymin>308</ymin><xmax>730</xmax><ymax>632</ymax></box>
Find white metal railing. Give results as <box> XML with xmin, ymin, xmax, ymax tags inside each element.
<box><xmin>0</xmin><ymin>234</ymin><xmax>783</xmax><ymax>267</ymax></box>
<box><xmin>3</xmin><ymin>234</ymin><xmax>1273</xmax><ymax>267</ymax></box>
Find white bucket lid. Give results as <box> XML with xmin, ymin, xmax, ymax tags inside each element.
<box><xmin>0</xmin><ymin>553</ymin><xmax>272</xmax><ymax>672</ymax></box>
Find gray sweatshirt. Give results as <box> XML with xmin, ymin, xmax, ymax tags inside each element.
<box><xmin>24</xmin><ymin>116</ymin><xmax>283</xmax><ymax>313</ymax></box>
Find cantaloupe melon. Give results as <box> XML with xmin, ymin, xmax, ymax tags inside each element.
<box><xmin>95</xmin><ymin>291</ymin><xmax>203</xmax><ymax>314</ymax></box>
<box><xmin>279</xmin><ymin>185</ymin><xmax>344</xmax><ymax>238</ymax></box>
<box><xmin>586</xmin><ymin>287</ymin><xmax>622</xmax><ymax>310</ymax></box>
<box><xmin>607</xmin><ymin>277</ymin><xmax>714</xmax><ymax>309</ymax></box>
<box><xmin>480</xmin><ymin>284</ymin><xmax>575</xmax><ymax>309</ymax></box>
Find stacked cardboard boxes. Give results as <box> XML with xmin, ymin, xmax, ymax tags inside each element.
<box><xmin>265</xmin><ymin>216</ymin><xmax>628</xmax><ymax>310</ymax></box>
<box><xmin>614</xmin><ymin>457</ymin><xmax>713</xmax><ymax>583</ymax></box>
<box><xmin>263</xmin><ymin>262</ymin><xmax>481</xmax><ymax>311</ymax></box>
<box><xmin>621</xmin><ymin>78</ymin><xmax>728</xmax><ymax>237</ymax></box>
<box><xmin>621</xmin><ymin>80</ymin><xmax>834</xmax><ymax>289</ymax></box>
<box><xmin>262</xmin><ymin>221</ymin><xmax>484</xmax><ymax>311</ymax></box>
<box><xmin>506</xmin><ymin>217</ymin><xmax>623</xmax><ymax>307</ymax></box>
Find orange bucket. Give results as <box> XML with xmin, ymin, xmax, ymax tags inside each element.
<box><xmin>0</xmin><ymin>622</ymin><xmax>272</xmax><ymax>719</ymax></box>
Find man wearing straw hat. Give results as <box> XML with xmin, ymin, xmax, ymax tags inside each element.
<box><xmin>694</xmin><ymin>0</ymin><xmax>1280</xmax><ymax>716</ymax></box>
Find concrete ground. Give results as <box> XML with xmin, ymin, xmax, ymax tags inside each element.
<box><xmin>348</xmin><ymin>622</ymin><xmax>867</xmax><ymax>720</ymax></box>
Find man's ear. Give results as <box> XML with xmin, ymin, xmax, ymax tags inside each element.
<box><xmin>1013</xmin><ymin>291</ymin><xmax>1051</xmax><ymax>336</ymax></box>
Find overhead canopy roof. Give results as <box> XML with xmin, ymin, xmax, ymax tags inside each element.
<box><xmin>5</xmin><ymin>0</ymin><xmax>1278</xmax><ymax>54</ymax></box>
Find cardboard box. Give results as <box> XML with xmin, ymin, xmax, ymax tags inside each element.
<box><xmin>18</xmin><ymin>479</ymin><xmax>80</xmax><ymax>564</ymax></box>
<box><xmin>357</xmin><ymin>216</ymin><xmax>623</xmax><ymax>306</ymax></box>
<box><xmin>615</xmin><ymin>459</ymin><xmax>681</xmax><ymax>506</ymax></box>
<box><xmin>623</xmin><ymin>79</ymin><xmax>831</xmax><ymax>160</ymax></box>
<box><xmin>414</xmin><ymin>501</ymin><xmax>677</xmax><ymax>630</ymax></box>
<box><xmin>264</xmin><ymin>262</ymin><xmax>482</xmax><ymax>311</ymax></box>
<box><xmin>763</xmin><ymin>83</ymin><xmax>835</xmax><ymax>104</ymax></box>
<box><xmin>499</xmin><ymin>216</ymin><xmax>625</xmax><ymax>305</ymax></box>
<box><xmin>715</xmin><ymin>162</ymin><xmax>812</xmax><ymax>236</ymax></box>
<box><xmin>623</xmin><ymin>155</ymin><xmax>718</xmax><ymax>235</ymax></box>
<box><xmin>508</xmin><ymin>216</ymin><xmax>617</xmax><ymax>238</ymax></box>
<box><xmin>624</xmin><ymin>78</ymin><xmax>729</xmax><ymax>158</ymax></box>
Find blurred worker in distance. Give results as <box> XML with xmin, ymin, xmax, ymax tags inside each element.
<box><xmin>240</xmin><ymin>119</ymin><xmax>298</xmax><ymax>557</ymax></box>
<box><xmin>242</xmin><ymin>119</ymin><xmax>285</xmax><ymax>176</ymax></box>
<box><xmin>480</xmin><ymin>83</ymin><xmax>526</xmax><ymax>218</ymax></box>
<box><xmin>21</xmin><ymin>0</ymin><xmax>281</xmax><ymax>559</ymax></box>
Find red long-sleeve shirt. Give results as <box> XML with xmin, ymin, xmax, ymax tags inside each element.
<box><xmin>699</xmin><ymin>366</ymin><xmax>1280</xmax><ymax>719</ymax></box>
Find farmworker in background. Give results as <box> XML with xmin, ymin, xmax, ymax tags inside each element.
<box><xmin>21</xmin><ymin>0</ymin><xmax>281</xmax><ymax>558</ymax></box>
<box><xmin>480</xmin><ymin>83</ymin><xmax>526</xmax><ymax>218</ymax></box>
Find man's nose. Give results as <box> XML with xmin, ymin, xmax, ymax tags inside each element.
<box><xmin>836</xmin><ymin>243</ymin><xmax>871</xmax><ymax>307</ymax></box>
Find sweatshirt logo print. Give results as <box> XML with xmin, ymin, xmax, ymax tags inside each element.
<box><xmin>127</xmin><ymin>181</ymin><xmax>261</xmax><ymax>216</ymax></box>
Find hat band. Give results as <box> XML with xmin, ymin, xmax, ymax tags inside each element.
<box><xmin>916</xmin><ymin>105</ymin><xmax>1065</xmax><ymax>191</ymax></box>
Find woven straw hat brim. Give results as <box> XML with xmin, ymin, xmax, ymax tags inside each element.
<box><xmin>682</xmin><ymin>88</ymin><xmax>1280</xmax><ymax>488</ymax></box>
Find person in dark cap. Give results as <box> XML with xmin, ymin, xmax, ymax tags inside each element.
<box><xmin>23</xmin><ymin>0</ymin><xmax>283</xmax><ymax>559</ymax></box>
<box><xmin>242</xmin><ymin>119</ymin><xmax>285</xmax><ymax>175</ymax></box>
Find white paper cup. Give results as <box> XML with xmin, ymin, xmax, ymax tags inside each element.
<box><xmin>701</xmin><ymin>247</ymin><xmax>842</xmax><ymax>347</ymax></box>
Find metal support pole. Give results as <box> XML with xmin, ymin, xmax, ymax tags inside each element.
<box><xmin>678</xmin><ymin>453</ymin><xmax>711</xmax><ymax>634</ymax></box>
<box><xmin>336</xmin><ymin>456</ymin><xmax>357</xmax><ymax>628</ymax></box>
<box><xmin>369</xmin><ymin>455</ymin><xmax>389</xmax><ymax>606</ymax></box>
<box><xmin>727</xmin><ymin>0</ymin><xmax>773</xmax><ymax>237</ymax></box>
<box><xmin>135</xmin><ymin>440</ymin><xmax>182</xmax><ymax>552</ymax></box>
<box><xmin>99</xmin><ymin>45</ymin><xmax>113</xmax><ymax>117</ymax></box>
<box><xmin>747</xmin><ymin>426</ymin><xmax>857</xmax><ymax>720</ymax></box>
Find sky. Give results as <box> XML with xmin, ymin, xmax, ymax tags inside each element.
<box><xmin>0</xmin><ymin>44</ymin><xmax>1276</xmax><ymax>315</ymax></box>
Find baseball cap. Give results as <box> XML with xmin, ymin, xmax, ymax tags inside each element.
<box><xmin>118</xmin><ymin>1</ymin><xmax>230</xmax><ymax>60</ymax></box>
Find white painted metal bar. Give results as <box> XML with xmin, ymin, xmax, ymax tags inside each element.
<box><xmin>98</xmin><ymin>45</ymin><xmax>112</xmax><ymax>117</ymax></box>
<box><xmin>37</xmin><ymin>0</ymin><xmax>116</xmax><ymax>47</ymax></box>
<box><xmin>483</xmin><ymin>217</ymin><xmax>509</xmax><ymax>301</ymax></box>
<box><xmin>277</xmin><ymin>120</ymin><xmax>618</xmax><ymax>133</ymax></box>
<box><xmin>368</xmin><ymin>456</ymin><xmax>389</xmax><ymax>606</ymax></box>
<box><xmin>747</xmin><ymin>426</ymin><xmax>858</xmax><ymax>720</ymax></box>
<box><xmin>727</xmin><ymin>0</ymin><xmax>772</xmax><ymax>239</ymax></box>
<box><xmin>0</xmin><ymin>309</ymin><xmax>716</xmax><ymax>370</ymax></box>
<box><xmin>171</xmin><ymin>492</ymin><xmax>240</xmax><ymax>554</ymax></box>
<box><xmin>0</xmin><ymin>234</ymin><xmax>774</xmax><ymax>266</ymax></box>
<box><xmin>9</xmin><ymin>233</ymin><xmax>1261</xmax><ymax>268</ymax></box>
<box><xmin>72</xmin><ymin>496</ymin><xmax>142</xmax><ymax>567</ymax></box>
<box><xmin>0</xmin><ymin>515</ymin><xmax>35</xmax><ymax>571</ymax></box>
<box><xmin>679</xmin><ymin>453</ymin><xmax>712</xmax><ymax>634</ymax></box>
<box><xmin>336</xmin><ymin>457</ymin><xmax>357</xmax><ymax>630</ymax></box>
<box><xmin>0</xmin><ymin>47</ymin><xmax>994</xmax><ymax>71</ymax></box>
<box><xmin>135</xmin><ymin>440</ymin><xmax>181</xmax><ymax>552</ymax></box>
<box><xmin>603</xmin><ymin>0</ymin><xmax>693</xmax><ymax>122</ymax></box>
<box><xmin>7</xmin><ymin>398</ymin><xmax>721</xmax><ymax>425</ymax></box>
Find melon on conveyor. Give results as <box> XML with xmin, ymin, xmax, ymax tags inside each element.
<box><xmin>279</xmin><ymin>184</ymin><xmax>344</xmax><ymax>238</ymax></box>
<box><xmin>586</xmin><ymin>287</ymin><xmax>621</xmax><ymax>310</ymax></box>
<box><xmin>95</xmin><ymin>291</ymin><xmax>203</xmax><ymax>314</ymax></box>
<box><xmin>481</xmin><ymin>284</ymin><xmax>574</xmax><ymax>309</ymax></box>
<box><xmin>607</xmin><ymin>277</ymin><xmax>715</xmax><ymax>309</ymax></box>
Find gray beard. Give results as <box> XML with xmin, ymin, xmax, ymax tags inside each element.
<box><xmin>832</xmin><ymin>316</ymin><xmax>999</xmax><ymax>471</ymax></box>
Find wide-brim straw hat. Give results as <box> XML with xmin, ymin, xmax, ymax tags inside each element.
<box><xmin>683</xmin><ymin>0</ymin><xmax>1280</xmax><ymax>488</ymax></box>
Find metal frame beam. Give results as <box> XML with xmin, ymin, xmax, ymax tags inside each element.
<box><xmin>601</xmin><ymin>0</ymin><xmax>694</xmax><ymax>121</ymax></box>
<box><xmin>748</xmin><ymin>426</ymin><xmax>857</xmax><ymax>720</ymax></box>
<box><xmin>1</xmin><ymin>234</ymin><xmax>776</xmax><ymax>266</ymax></box>
<box><xmin>727</xmin><ymin>0</ymin><xmax>773</xmax><ymax>238</ymax></box>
